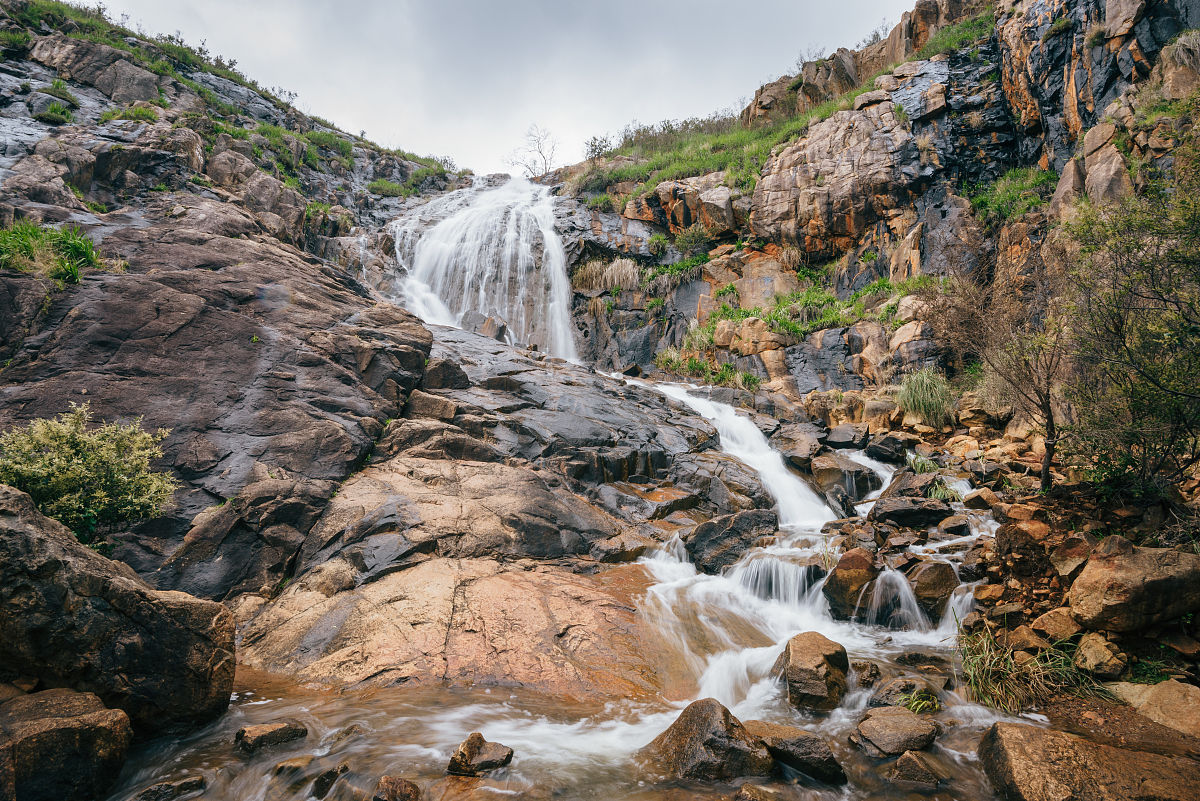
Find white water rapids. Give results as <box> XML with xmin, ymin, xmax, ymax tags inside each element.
<box><xmin>392</xmin><ymin>177</ymin><xmax>578</xmax><ymax>361</ymax></box>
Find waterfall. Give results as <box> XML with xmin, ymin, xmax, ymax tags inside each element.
<box><xmin>391</xmin><ymin>177</ymin><xmax>578</xmax><ymax>361</ymax></box>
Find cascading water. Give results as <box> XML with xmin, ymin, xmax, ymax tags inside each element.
<box><xmin>391</xmin><ymin>177</ymin><xmax>578</xmax><ymax>361</ymax></box>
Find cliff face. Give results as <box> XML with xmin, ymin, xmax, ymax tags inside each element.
<box><xmin>566</xmin><ymin>0</ymin><xmax>1200</xmax><ymax>399</ymax></box>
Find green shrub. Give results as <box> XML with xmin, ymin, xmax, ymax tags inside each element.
<box><xmin>0</xmin><ymin>30</ymin><xmax>32</xmax><ymax>49</ymax></box>
<box><xmin>674</xmin><ymin>223</ymin><xmax>712</xmax><ymax>255</ymax></box>
<box><xmin>0</xmin><ymin>404</ymin><xmax>179</xmax><ymax>543</ymax></box>
<box><xmin>714</xmin><ymin>282</ymin><xmax>739</xmax><ymax>300</ymax></box>
<box><xmin>646</xmin><ymin>297</ymin><xmax>665</xmax><ymax>312</ymax></box>
<box><xmin>586</xmin><ymin>193</ymin><xmax>614</xmax><ymax>213</ymax></box>
<box><xmin>34</xmin><ymin>101</ymin><xmax>73</xmax><ymax>125</ymax></box>
<box><xmin>1041</xmin><ymin>16</ymin><xmax>1073</xmax><ymax>42</ymax></box>
<box><xmin>99</xmin><ymin>105</ymin><xmax>158</xmax><ymax>123</ymax></box>
<box><xmin>648</xmin><ymin>233</ymin><xmax>669</xmax><ymax>256</ymax></box>
<box><xmin>367</xmin><ymin>178</ymin><xmax>406</xmax><ymax>197</ymax></box>
<box><xmin>303</xmin><ymin>130</ymin><xmax>354</xmax><ymax>159</ymax></box>
<box><xmin>897</xmin><ymin>367</ymin><xmax>955</xmax><ymax>427</ymax></box>
<box><xmin>970</xmin><ymin>167</ymin><xmax>1058</xmax><ymax>225</ymax></box>
<box><xmin>906</xmin><ymin>452</ymin><xmax>940</xmax><ymax>474</ymax></box>
<box><xmin>43</xmin><ymin>78</ymin><xmax>79</xmax><ymax>106</ymax></box>
<box><xmin>897</xmin><ymin>689</ymin><xmax>941</xmax><ymax>714</ymax></box>
<box><xmin>642</xmin><ymin>253</ymin><xmax>709</xmax><ymax>294</ymax></box>
<box><xmin>915</xmin><ymin>10</ymin><xmax>996</xmax><ymax>59</ymax></box>
<box><xmin>0</xmin><ymin>220</ymin><xmax>99</xmax><ymax>284</ymax></box>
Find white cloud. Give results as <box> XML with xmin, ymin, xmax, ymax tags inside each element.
<box><xmin>101</xmin><ymin>0</ymin><xmax>915</xmax><ymax>172</ymax></box>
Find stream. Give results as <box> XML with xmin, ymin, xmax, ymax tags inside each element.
<box><xmin>106</xmin><ymin>179</ymin><xmax>1021</xmax><ymax>801</ymax></box>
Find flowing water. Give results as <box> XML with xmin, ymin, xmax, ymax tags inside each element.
<box><xmin>106</xmin><ymin>190</ymin><xmax>1017</xmax><ymax>801</ymax></box>
<box><xmin>390</xmin><ymin>177</ymin><xmax>578</xmax><ymax>361</ymax></box>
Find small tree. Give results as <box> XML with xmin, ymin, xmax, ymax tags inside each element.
<box><xmin>508</xmin><ymin>124</ymin><xmax>558</xmax><ymax>178</ymax></box>
<box><xmin>0</xmin><ymin>403</ymin><xmax>179</xmax><ymax>542</ymax></box>
<box><xmin>584</xmin><ymin>134</ymin><xmax>611</xmax><ymax>165</ymax></box>
<box><xmin>1065</xmin><ymin>140</ymin><xmax>1200</xmax><ymax>497</ymax></box>
<box><xmin>923</xmin><ymin>245</ymin><xmax>1075</xmax><ymax>491</ymax></box>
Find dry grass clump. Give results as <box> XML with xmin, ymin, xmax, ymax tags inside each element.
<box><xmin>572</xmin><ymin>257</ymin><xmax>641</xmax><ymax>292</ymax></box>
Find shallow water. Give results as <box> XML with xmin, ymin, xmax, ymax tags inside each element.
<box><xmin>108</xmin><ymin>382</ymin><xmax>1016</xmax><ymax>801</ymax></box>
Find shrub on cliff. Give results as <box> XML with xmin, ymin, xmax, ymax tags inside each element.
<box><xmin>1065</xmin><ymin>136</ymin><xmax>1200</xmax><ymax>499</ymax></box>
<box><xmin>0</xmin><ymin>221</ymin><xmax>99</xmax><ymax>284</ymax></box>
<box><xmin>0</xmin><ymin>404</ymin><xmax>179</xmax><ymax>543</ymax></box>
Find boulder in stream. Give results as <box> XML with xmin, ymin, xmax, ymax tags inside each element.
<box><xmin>849</xmin><ymin>706</ymin><xmax>937</xmax><ymax>757</ymax></box>
<box><xmin>742</xmin><ymin>720</ymin><xmax>846</xmax><ymax>784</ymax></box>
<box><xmin>772</xmin><ymin>631</ymin><xmax>849</xmax><ymax>712</ymax></box>
<box><xmin>447</xmin><ymin>732</ymin><xmax>514</xmax><ymax>776</ymax></box>
<box><xmin>686</xmin><ymin>509</ymin><xmax>778</xmax><ymax>574</ymax></box>
<box><xmin>373</xmin><ymin>776</ymin><xmax>422</xmax><ymax>801</ymax></box>
<box><xmin>822</xmin><ymin>548</ymin><xmax>879</xmax><ymax>619</ymax></box>
<box><xmin>867</xmin><ymin>496</ymin><xmax>955</xmax><ymax>528</ymax></box>
<box><xmin>636</xmin><ymin>698</ymin><xmax>773</xmax><ymax>782</ymax></box>
<box><xmin>235</xmin><ymin>721</ymin><xmax>308</xmax><ymax>754</ymax></box>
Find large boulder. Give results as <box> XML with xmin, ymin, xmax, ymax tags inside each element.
<box><xmin>1107</xmin><ymin>680</ymin><xmax>1200</xmax><ymax>740</ymax></box>
<box><xmin>636</xmin><ymin>698</ymin><xmax>773</xmax><ymax>782</ymax></box>
<box><xmin>0</xmin><ymin>689</ymin><xmax>133</xmax><ymax>801</ymax></box>
<box><xmin>771</xmin><ymin>423</ymin><xmax>827</xmax><ymax>470</ymax></box>
<box><xmin>809</xmin><ymin>452</ymin><xmax>881</xmax><ymax>500</ymax></box>
<box><xmin>741</xmin><ymin>720</ymin><xmax>846</xmax><ymax>784</ymax></box>
<box><xmin>0</xmin><ymin>487</ymin><xmax>235</xmax><ymax>730</ymax></box>
<box><xmin>906</xmin><ymin>561</ymin><xmax>958</xmax><ymax>617</ymax></box>
<box><xmin>1069</xmin><ymin>535</ymin><xmax>1200</xmax><ymax>632</ymax></box>
<box><xmin>979</xmin><ymin>722</ymin><xmax>1200</xmax><ymax>801</ymax></box>
<box><xmin>867</xmin><ymin>496</ymin><xmax>955</xmax><ymax>528</ymax></box>
<box><xmin>849</xmin><ymin>706</ymin><xmax>937</xmax><ymax>757</ymax></box>
<box><xmin>822</xmin><ymin>548</ymin><xmax>879</xmax><ymax>619</ymax></box>
<box><xmin>686</xmin><ymin>509</ymin><xmax>778</xmax><ymax>574</ymax></box>
<box><xmin>772</xmin><ymin>631</ymin><xmax>849</xmax><ymax>712</ymax></box>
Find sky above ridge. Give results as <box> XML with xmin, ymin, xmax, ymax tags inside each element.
<box><xmin>100</xmin><ymin>0</ymin><xmax>915</xmax><ymax>173</ymax></box>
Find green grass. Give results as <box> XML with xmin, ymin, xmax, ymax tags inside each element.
<box><xmin>34</xmin><ymin>102</ymin><xmax>73</xmax><ymax>125</ymax></box>
<box><xmin>642</xmin><ymin>253</ymin><xmax>709</xmax><ymax>294</ymax></box>
<box><xmin>907</xmin><ymin>453</ymin><xmax>940</xmax><ymax>473</ymax></box>
<box><xmin>0</xmin><ymin>220</ymin><xmax>100</xmax><ymax>284</ymax></box>
<box><xmin>99</xmin><ymin>105</ymin><xmax>158</xmax><ymax>123</ymax></box>
<box><xmin>0</xmin><ymin>30</ymin><xmax>32</xmax><ymax>49</ymax></box>
<box><xmin>654</xmin><ymin>347</ymin><xmax>762</xmax><ymax>391</ymax></box>
<box><xmin>898</xmin><ymin>367</ymin><xmax>955</xmax><ymax>428</ymax></box>
<box><xmin>1041</xmin><ymin>16</ymin><xmax>1073</xmax><ymax>42</ymax></box>
<box><xmin>648</xmin><ymin>233</ymin><xmax>669</xmax><ymax>256</ymax></box>
<box><xmin>367</xmin><ymin>166</ymin><xmax>445</xmax><ymax>198</ymax></box>
<box><xmin>646</xmin><ymin>297</ymin><xmax>665</xmax><ymax>312</ymax></box>
<box><xmin>304</xmin><ymin>130</ymin><xmax>354</xmax><ymax>160</ymax></box>
<box><xmin>42</xmin><ymin>78</ymin><xmax>79</xmax><ymax>107</ymax></box>
<box><xmin>586</xmin><ymin>193</ymin><xmax>614</xmax><ymax>212</ymax></box>
<box><xmin>915</xmin><ymin>10</ymin><xmax>996</xmax><ymax>59</ymax></box>
<box><xmin>897</xmin><ymin>689</ymin><xmax>942</xmax><ymax>714</ymax></box>
<box><xmin>969</xmin><ymin>166</ymin><xmax>1058</xmax><ymax>224</ymax></box>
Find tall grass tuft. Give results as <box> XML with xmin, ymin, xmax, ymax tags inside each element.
<box><xmin>0</xmin><ymin>221</ymin><xmax>99</xmax><ymax>284</ymax></box>
<box><xmin>572</xmin><ymin>258</ymin><xmax>640</xmax><ymax>292</ymax></box>
<box><xmin>898</xmin><ymin>367</ymin><xmax>955</xmax><ymax>427</ymax></box>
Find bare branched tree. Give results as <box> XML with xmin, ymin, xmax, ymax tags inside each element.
<box><xmin>922</xmin><ymin>237</ymin><xmax>1075</xmax><ymax>491</ymax></box>
<box><xmin>508</xmin><ymin>124</ymin><xmax>558</xmax><ymax>178</ymax></box>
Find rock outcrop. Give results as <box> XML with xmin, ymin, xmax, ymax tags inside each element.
<box><xmin>0</xmin><ymin>486</ymin><xmax>234</xmax><ymax>730</ymax></box>
<box><xmin>1068</xmin><ymin>535</ymin><xmax>1200</xmax><ymax>632</ymax></box>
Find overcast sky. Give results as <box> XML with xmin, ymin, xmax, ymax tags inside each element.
<box><xmin>100</xmin><ymin>0</ymin><xmax>914</xmax><ymax>173</ymax></box>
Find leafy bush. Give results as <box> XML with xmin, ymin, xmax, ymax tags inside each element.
<box><xmin>970</xmin><ymin>167</ymin><xmax>1058</xmax><ymax>224</ymax></box>
<box><xmin>303</xmin><ymin>130</ymin><xmax>354</xmax><ymax>159</ymax></box>
<box><xmin>0</xmin><ymin>220</ymin><xmax>99</xmax><ymax>284</ymax></box>
<box><xmin>1041</xmin><ymin>16</ymin><xmax>1072</xmax><ymax>42</ymax></box>
<box><xmin>906</xmin><ymin>452</ymin><xmax>940</xmax><ymax>474</ymax></box>
<box><xmin>0</xmin><ymin>404</ymin><xmax>179</xmax><ymax>542</ymax></box>
<box><xmin>674</xmin><ymin>223</ymin><xmax>712</xmax><ymax>255</ymax></box>
<box><xmin>34</xmin><ymin>101</ymin><xmax>73</xmax><ymax>125</ymax></box>
<box><xmin>367</xmin><ymin>178</ymin><xmax>406</xmax><ymax>197</ymax></box>
<box><xmin>0</xmin><ymin>30</ymin><xmax>32</xmax><ymax>49</ymax></box>
<box><xmin>714</xmin><ymin>282</ymin><xmax>739</xmax><ymax>300</ymax></box>
<box><xmin>586</xmin><ymin>193</ymin><xmax>614</xmax><ymax>213</ymax></box>
<box><xmin>647</xmin><ymin>233</ymin><xmax>669</xmax><ymax>256</ymax></box>
<box><xmin>645</xmin><ymin>297</ymin><xmax>665</xmax><ymax>312</ymax></box>
<box><xmin>897</xmin><ymin>367</ymin><xmax>955</xmax><ymax>428</ymax></box>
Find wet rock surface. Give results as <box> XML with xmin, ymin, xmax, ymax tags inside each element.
<box><xmin>849</xmin><ymin>706</ymin><xmax>937</xmax><ymax>757</ymax></box>
<box><xmin>636</xmin><ymin>698</ymin><xmax>774</xmax><ymax>782</ymax></box>
<box><xmin>235</xmin><ymin>721</ymin><xmax>308</xmax><ymax>754</ymax></box>
<box><xmin>446</xmin><ymin>732</ymin><xmax>514</xmax><ymax>776</ymax></box>
<box><xmin>773</xmin><ymin>631</ymin><xmax>849</xmax><ymax>712</ymax></box>
<box><xmin>742</xmin><ymin>720</ymin><xmax>846</xmax><ymax>784</ymax></box>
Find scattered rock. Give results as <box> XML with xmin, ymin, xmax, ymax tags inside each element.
<box><xmin>825</xmin><ymin>423</ymin><xmax>868</xmax><ymax>449</ymax></box>
<box><xmin>374</xmin><ymin>776</ymin><xmax>422</xmax><ymax>801</ymax></box>
<box><xmin>1073</xmin><ymin>632</ymin><xmax>1128</xmax><ymax>680</ymax></box>
<box><xmin>979</xmin><ymin>721</ymin><xmax>1200</xmax><ymax>801</ymax></box>
<box><xmin>636</xmin><ymin>698</ymin><xmax>773</xmax><ymax>782</ymax></box>
<box><xmin>868</xmin><ymin>676</ymin><xmax>937</xmax><ymax>708</ymax></box>
<box><xmin>686</xmin><ymin>509</ymin><xmax>778</xmax><ymax>574</ymax></box>
<box><xmin>1069</xmin><ymin>536</ymin><xmax>1200</xmax><ymax>632</ymax></box>
<box><xmin>772</xmin><ymin>631</ymin><xmax>849</xmax><ymax>712</ymax></box>
<box><xmin>772</xmin><ymin>423</ymin><xmax>827</xmax><ymax>469</ymax></box>
<box><xmin>312</xmin><ymin>763</ymin><xmax>349</xmax><ymax>798</ymax></box>
<box><xmin>963</xmin><ymin>487</ymin><xmax>999</xmax><ymax>510</ymax></box>
<box><xmin>0</xmin><ymin>688</ymin><xmax>132</xmax><ymax>801</ymax></box>
<box><xmin>1000</xmin><ymin>625</ymin><xmax>1051</xmax><ymax>652</ymax></box>
<box><xmin>849</xmin><ymin>706</ymin><xmax>937</xmax><ymax>757</ymax></box>
<box><xmin>887</xmin><ymin>749</ymin><xmax>944</xmax><ymax>790</ymax></box>
<box><xmin>810</xmin><ymin>452</ymin><xmax>881</xmax><ymax>500</ymax></box>
<box><xmin>132</xmin><ymin>776</ymin><xmax>206</xmax><ymax>801</ymax></box>
<box><xmin>447</xmin><ymin>732</ymin><xmax>513</xmax><ymax>776</ymax></box>
<box><xmin>1031</xmin><ymin>607</ymin><xmax>1081</xmax><ymax>642</ymax></box>
<box><xmin>852</xmin><ymin>659</ymin><xmax>882</xmax><ymax>688</ymax></box>
<box><xmin>235</xmin><ymin>721</ymin><xmax>308</xmax><ymax>754</ymax></box>
<box><xmin>742</xmin><ymin>720</ymin><xmax>846</xmax><ymax>784</ymax></box>
<box><xmin>864</xmin><ymin>432</ymin><xmax>920</xmax><ymax>464</ymax></box>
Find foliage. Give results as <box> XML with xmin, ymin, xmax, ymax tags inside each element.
<box><xmin>897</xmin><ymin>367</ymin><xmax>955</xmax><ymax>428</ymax></box>
<box><xmin>897</xmin><ymin>689</ymin><xmax>941</xmax><ymax>714</ymax></box>
<box><xmin>969</xmin><ymin>167</ymin><xmax>1058</xmax><ymax>224</ymax></box>
<box><xmin>586</xmin><ymin>193</ymin><xmax>614</xmax><ymax>213</ymax></box>
<box><xmin>645</xmin><ymin>296</ymin><xmax>665</xmax><ymax>312</ymax></box>
<box><xmin>366</xmin><ymin>178</ymin><xmax>407</xmax><ymax>197</ymax></box>
<box><xmin>958</xmin><ymin>624</ymin><xmax>1111</xmax><ymax>713</ymax></box>
<box><xmin>915</xmin><ymin>10</ymin><xmax>996</xmax><ymax>59</ymax></box>
<box><xmin>673</xmin><ymin>223</ymin><xmax>712</xmax><ymax>255</ymax></box>
<box><xmin>0</xmin><ymin>220</ymin><xmax>99</xmax><ymax>284</ymax></box>
<box><xmin>0</xmin><ymin>404</ymin><xmax>179</xmax><ymax>542</ymax></box>
<box><xmin>34</xmin><ymin>101</ymin><xmax>73</xmax><ymax>125</ymax></box>
<box><xmin>1064</xmin><ymin>138</ymin><xmax>1200</xmax><ymax>497</ymax></box>
<box><xmin>642</xmin><ymin>253</ymin><xmax>709</xmax><ymax>295</ymax></box>
<box><xmin>99</xmin><ymin>105</ymin><xmax>158</xmax><ymax>123</ymax></box>
<box><xmin>508</xmin><ymin>123</ymin><xmax>558</xmax><ymax>178</ymax></box>
<box><xmin>928</xmin><ymin>478</ymin><xmax>964</xmax><ymax>502</ymax></box>
<box><xmin>0</xmin><ymin>30</ymin><xmax>32</xmax><ymax>49</ymax></box>
<box><xmin>43</xmin><ymin>78</ymin><xmax>79</xmax><ymax>106</ymax></box>
<box><xmin>1041</xmin><ymin>16</ymin><xmax>1073</xmax><ymax>42</ymax></box>
<box><xmin>647</xmin><ymin>233</ymin><xmax>669</xmax><ymax>256</ymax></box>
<box><xmin>572</xmin><ymin>257</ymin><xmax>640</xmax><ymax>292</ymax></box>
<box><xmin>303</xmin><ymin>130</ymin><xmax>354</xmax><ymax>160</ymax></box>
<box><xmin>584</xmin><ymin>134</ymin><xmax>611</xmax><ymax>163</ymax></box>
<box><xmin>907</xmin><ymin>452</ymin><xmax>940</xmax><ymax>474</ymax></box>
<box><xmin>714</xmin><ymin>282</ymin><xmax>739</xmax><ymax>300</ymax></box>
